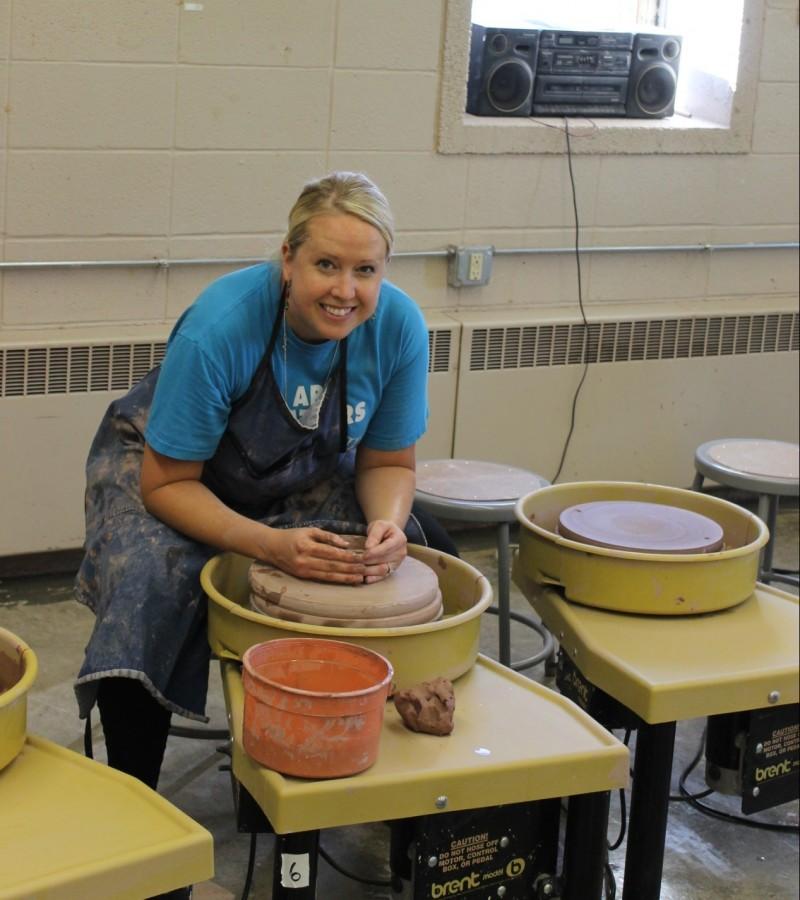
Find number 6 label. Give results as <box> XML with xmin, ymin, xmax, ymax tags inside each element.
<box><xmin>280</xmin><ymin>853</ymin><xmax>311</xmax><ymax>888</ymax></box>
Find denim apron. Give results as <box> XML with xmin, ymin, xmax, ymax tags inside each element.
<box><xmin>74</xmin><ymin>300</ymin><xmax>420</xmax><ymax>721</ymax></box>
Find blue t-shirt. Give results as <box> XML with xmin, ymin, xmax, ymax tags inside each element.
<box><xmin>145</xmin><ymin>263</ymin><xmax>429</xmax><ymax>460</ymax></box>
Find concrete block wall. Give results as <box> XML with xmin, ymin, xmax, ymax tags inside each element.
<box><xmin>0</xmin><ymin>0</ymin><xmax>797</xmax><ymax>328</ymax></box>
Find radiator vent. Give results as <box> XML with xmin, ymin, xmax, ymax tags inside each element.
<box><xmin>428</xmin><ymin>328</ymin><xmax>453</xmax><ymax>373</ymax></box>
<box><xmin>469</xmin><ymin>312</ymin><xmax>799</xmax><ymax>371</ymax></box>
<box><xmin>0</xmin><ymin>330</ymin><xmax>451</xmax><ymax>398</ymax></box>
<box><xmin>0</xmin><ymin>341</ymin><xmax>167</xmax><ymax>398</ymax></box>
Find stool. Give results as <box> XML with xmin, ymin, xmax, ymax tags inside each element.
<box><xmin>692</xmin><ymin>438</ymin><xmax>799</xmax><ymax>588</ymax></box>
<box><xmin>415</xmin><ymin>459</ymin><xmax>555</xmax><ymax>671</ymax></box>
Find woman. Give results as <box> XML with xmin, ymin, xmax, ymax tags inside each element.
<box><xmin>74</xmin><ymin>171</ymin><xmax>457</xmax><ymax>796</ymax></box>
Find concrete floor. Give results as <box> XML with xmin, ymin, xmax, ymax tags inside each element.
<box><xmin>1</xmin><ymin>498</ymin><xmax>798</xmax><ymax>899</ymax></box>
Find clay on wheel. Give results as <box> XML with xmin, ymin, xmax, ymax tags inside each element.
<box><xmin>248</xmin><ymin>538</ymin><xmax>442</xmax><ymax>628</ymax></box>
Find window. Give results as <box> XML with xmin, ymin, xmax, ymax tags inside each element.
<box><xmin>471</xmin><ymin>1</ymin><xmax>659</xmax><ymax>32</ymax></box>
<box><xmin>665</xmin><ymin>0</ymin><xmax>746</xmax><ymax>120</ymax></box>
<box><xmin>438</xmin><ymin>0</ymin><xmax>761</xmax><ymax>154</ymax></box>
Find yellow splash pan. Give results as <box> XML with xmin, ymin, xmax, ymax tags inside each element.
<box><xmin>0</xmin><ymin>626</ymin><xmax>38</xmax><ymax>772</ymax></box>
<box><xmin>1</xmin><ymin>735</ymin><xmax>214</xmax><ymax>899</ymax></box>
<box><xmin>203</xmin><ymin>545</ymin><xmax>492</xmax><ymax>691</ymax></box>
<box><xmin>515</xmin><ymin>481</ymin><xmax>768</xmax><ymax>615</ymax></box>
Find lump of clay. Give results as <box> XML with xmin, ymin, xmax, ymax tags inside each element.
<box><xmin>394</xmin><ymin>677</ymin><xmax>455</xmax><ymax>736</ymax></box>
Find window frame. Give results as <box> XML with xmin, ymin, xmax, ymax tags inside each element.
<box><xmin>437</xmin><ymin>0</ymin><xmax>763</xmax><ymax>155</ymax></box>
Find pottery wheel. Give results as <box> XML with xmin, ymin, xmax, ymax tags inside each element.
<box><xmin>248</xmin><ymin>554</ymin><xmax>442</xmax><ymax>628</ymax></box>
<box><xmin>558</xmin><ymin>500</ymin><xmax>725</xmax><ymax>554</ymax></box>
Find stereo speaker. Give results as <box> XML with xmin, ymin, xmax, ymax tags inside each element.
<box><xmin>626</xmin><ymin>33</ymin><xmax>682</xmax><ymax>118</ymax></box>
<box><xmin>467</xmin><ymin>24</ymin><xmax>540</xmax><ymax>117</ymax></box>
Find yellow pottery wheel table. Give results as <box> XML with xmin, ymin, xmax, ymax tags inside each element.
<box><xmin>0</xmin><ymin>734</ymin><xmax>214</xmax><ymax>900</ymax></box>
<box><xmin>222</xmin><ymin>654</ymin><xmax>629</xmax><ymax>899</ymax></box>
<box><xmin>515</xmin><ymin>570</ymin><xmax>799</xmax><ymax>900</ymax></box>
<box><xmin>524</xmin><ymin>581</ymin><xmax>799</xmax><ymax>723</ymax></box>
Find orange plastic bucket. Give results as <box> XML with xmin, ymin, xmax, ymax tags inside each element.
<box><xmin>241</xmin><ymin>638</ymin><xmax>393</xmax><ymax>779</ymax></box>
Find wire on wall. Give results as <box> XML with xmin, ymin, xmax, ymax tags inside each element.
<box><xmin>550</xmin><ymin>118</ymin><xmax>591</xmax><ymax>484</ymax></box>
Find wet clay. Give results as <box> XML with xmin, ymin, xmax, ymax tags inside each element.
<box><xmin>248</xmin><ymin>538</ymin><xmax>442</xmax><ymax>628</ymax></box>
<box><xmin>394</xmin><ymin>677</ymin><xmax>455</xmax><ymax>736</ymax></box>
<box><xmin>249</xmin><ymin>590</ymin><xmax>443</xmax><ymax>628</ymax></box>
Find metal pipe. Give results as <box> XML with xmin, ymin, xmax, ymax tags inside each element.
<box><xmin>494</xmin><ymin>241</ymin><xmax>799</xmax><ymax>256</ymax></box>
<box><xmin>0</xmin><ymin>241</ymin><xmax>795</xmax><ymax>271</ymax></box>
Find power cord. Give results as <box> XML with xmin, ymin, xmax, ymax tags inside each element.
<box><xmin>550</xmin><ymin>117</ymin><xmax>591</xmax><ymax>484</ymax></box>
<box><xmin>240</xmin><ymin>832</ymin><xmax>257</xmax><ymax>900</ymax></box>
<box><xmin>603</xmin><ymin>728</ymin><xmax>632</xmax><ymax>899</ymax></box>
<box><xmin>668</xmin><ymin>724</ymin><xmax>713</xmax><ymax>802</ymax></box>
<box><xmin>676</xmin><ymin>727</ymin><xmax>800</xmax><ymax>835</ymax></box>
<box><xmin>318</xmin><ymin>841</ymin><xmax>393</xmax><ymax>889</ymax></box>
<box><xmin>607</xmin><ymin>729</ymin><xmax>632</xmax><ymax>853</ymax></box>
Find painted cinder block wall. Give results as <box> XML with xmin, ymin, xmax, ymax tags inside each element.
<box><xmin>0</xmin><ymin>0</ymin><xmax>797</xmax><ymax>330</ymax></box>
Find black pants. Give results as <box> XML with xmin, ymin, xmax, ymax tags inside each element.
<box><xmin>410</xmin><ymin>502</ymin><xmax>460</xmax><ymax>557</ymax></box>
<box><xmin>96</xmin><ymin>676</ymin><xmax>172</xmax><ymax>790</ymax></box>
<box><xmin>96</xmin><ymin>678</ymin><xmax>190</xmax><ymax>899</ymax></box>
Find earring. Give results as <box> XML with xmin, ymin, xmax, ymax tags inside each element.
<box><xmin>285</xmin><ymin>279</ymin><xmax>292</xmax><ymax>306</ymax></box>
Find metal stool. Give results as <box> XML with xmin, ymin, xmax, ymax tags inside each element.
<box><xmin>415</xmin><ymin>459</ymin><xmax>555</xmax><ymax>671</ymax></box>
<box><xmin>692</xmin><ymin>438</ymin><xmax>799</xmax><ymax>588</ymax></box>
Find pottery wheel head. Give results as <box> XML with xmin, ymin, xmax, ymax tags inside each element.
<box><xmin>558</xmin><ymin>500</ymin><xmax>724</xmax><ymax>554</ymax></box>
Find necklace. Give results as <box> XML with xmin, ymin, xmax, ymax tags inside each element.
<box><xmin>281</xmin><ymin>312</ymin><xmax>340</xmax><ymax>429</ymax></box>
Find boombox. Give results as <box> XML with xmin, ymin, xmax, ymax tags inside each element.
<box><xmin>467</xmin><ymin>25</ymin><xmax>681</xmax><ymax>119</ymax></box>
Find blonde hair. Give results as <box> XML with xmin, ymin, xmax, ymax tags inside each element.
<box><xmin>285</xmin><ymin>172</ymin><xmax>394</xmax><ymax>259</ymax></box>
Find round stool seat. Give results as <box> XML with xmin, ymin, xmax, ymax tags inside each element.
<box><xmin>416</xmin><ymin>459</ymin><xmax>549</xmax><ymax>522</ymax></box>
<box><xmin>558</xmin><ymin>500</ymin><xmax>724</xmax><ymax>554</ymax></box>
<box><xmin>693</xmin><ymin>438</ymin><xmax>798</xmax><ymax>590</ymax></box>
<box><xmin>695</xmin><ymin>439</ymin><xmax>799</xmax><ymax>495</ymax></box>
<box><xmin>414</xmin><ymin>459</ymin><xmax>554</xmax><ymax>673</ymax></box>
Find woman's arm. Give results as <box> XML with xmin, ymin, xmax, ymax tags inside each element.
<box><xmin>355</xmin><ymin>444</ymin><xmax>416</xmax><ymax>580</ymax></box>
<box><xmin>140</xmin><ymin>444</ymin><xmax>366</xmax><ymax>583</ymax></box>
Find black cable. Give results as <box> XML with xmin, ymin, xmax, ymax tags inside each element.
<box><xmin>239</xmin><ymin>831</ymin><xmax>257</xmax><ymax>900</ymax></box>
<box><xmin>668</xmin><ymin>723</ymin><xmax>709</xmax><ymax>801</ymax></box>
<box><xmin>604</xmin><ymin>859</ymin><xmax>617</xmax><ymax>899</ymax></box>
<box><xmin>608</xmin><ymin>729</ymin><xmax>631</xmax><ymax>852</ymax></box>
<box><xmin>607</xmin><ymin>788</ymin><xmax>627</xmax><ymax>851</ymax></box>
<box><xmin>551</xmin><ymin>118</ymin><xmax>591</xmax><ymax>484</ymax></box>
<box><xmin>318</xmin><ymin>842</ymin><xmax>393</xmax><ymax>888</ymax></box>
<box><xmin>670</xmin><ymin>787</ymin><xmax>714</xmax><ymax>802</ymax></box>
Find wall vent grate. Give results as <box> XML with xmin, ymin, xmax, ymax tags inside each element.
<box><xmin>1</xmin><ymin>341</ymin><xmax>167</xmax><ymax>398</ymax></box>
<box><xmin>428</xmin><ymin>328</ymin><xmax>453</xmax><ymax>374</ymax></box>
<box><xmin>468</xmin><ymin>312</ymin><xmax>798</xmax><ymax>371</ymax></box>
<box><xmin>1</xmin><ymin>330</ymin><xmax>453</xmax><ymax>397</ymax></box>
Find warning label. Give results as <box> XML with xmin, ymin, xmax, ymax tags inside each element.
<box><xmin>759</xmin><ymin>723</ymin><xmax>799</xmax><ymax>761</ymax></box>
<box><xmin>414</xmin><ymin>802</ymin><xmax>540</xmax><ymax>900</ymax></box>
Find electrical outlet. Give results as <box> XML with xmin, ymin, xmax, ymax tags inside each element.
<box><xmin>468</xmin><ymin>251</ymin><xmax>484</xmax><ymax>282</ymax></box>
<box><xmin>447</xmin><ymin>245</ymin><xmax>494</xmax><ymax>287</ymax></box>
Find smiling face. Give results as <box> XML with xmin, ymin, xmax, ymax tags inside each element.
<box><xmin>280</xmin><ymin>212</ymin><xmax>388</xmax><ymax>343</ymax></box>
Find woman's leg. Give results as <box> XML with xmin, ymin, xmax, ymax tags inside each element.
<box><xmin>96</xmin><ymin>676</ymin><xmax>172</xmax><ymax>791</ymax></box>
<box><xmin>97</xmin><ymin>678</ymin><xmax>193</xmax><ymax>898</ymax></box>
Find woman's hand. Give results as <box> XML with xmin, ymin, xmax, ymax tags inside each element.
<box><xmin>354</xmin><ymin>444</ymin><xmax>415</xmax><ymax>583</ymax></box>
<box><xmin>362</xmin><ymin>520</ymin><xmax>408</xmax><ymax>584</ymax></box>
<box><xmin>259</xmin><ymin>527</ymin><xmax>367</xmax><ymax>585</ymax></box>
